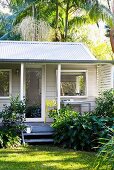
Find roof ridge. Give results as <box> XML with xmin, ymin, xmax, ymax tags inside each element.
<box><xmin>0</xmin><ymin>41</ymin><xmax>83</xmax><ymax>45</ymax></box>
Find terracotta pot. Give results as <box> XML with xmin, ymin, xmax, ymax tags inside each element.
<box><xmin>110</xmin><ymin>27</ymin><xmax>114</xmax><ymax>53</ymax></box>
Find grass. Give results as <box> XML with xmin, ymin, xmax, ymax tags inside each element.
<box><xmin>0</xmin><ymin>145</ymin><xmax>96</xmax><ymax>170</ymax></box>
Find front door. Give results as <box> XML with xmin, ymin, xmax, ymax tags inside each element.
<box><xmin>25</xmin><ymin>68</ymin><xmax>42</xmax><ymax>122</ymax></box>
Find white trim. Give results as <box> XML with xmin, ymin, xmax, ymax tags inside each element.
<box><xmin>86</xmin><ymin>70</ymin><xmax>88</xmax><ymax>96</ymax></box>
<box><xmin>41</xmin><ymin>65</ymin><xmax>46</xmax><ymax>122</ymax></box>
<box><xmin>111</xmin><ymin>65</ymin><xmax>113</xmax><ymax>88</ymax></box>
<box><xmin>61</xmin><ymin>70</ymin><xmax>87</xmax><ymax>73</ymax></box>
<box><xmin>25</xmin><ymin>118</ymin><xmax>44</xmax><ymax>122</ymax></box>
<box><xmin>0</xmin><ymin>69</ymin><xmax>12</xmax><ymax>98</ymax></box>
<box><xmin>44</xmin><ymin>64</ymin><xmax>46</xmax><ymax>122</ymax></box>
<box><xmin>25</xmin><ymin>63</ymin><xmax>43</xmax><ymax>68</ymax></box>
<box><xmin>9</xmin><ymin>69</ymin><xmax>12</xmax><ymax>97</ymax></box>
<box><xmin>20</xmin><ymin>63</ymin><xmax>24</xmax><ymax>101</ymax></box>
<box><xmin>25</xmin><ymin>65</ymin><xmax>45</xmax><ymax>122</ymax></box>
<box><xmin>0</xmin><ymin>97</ymin><xmax>11</xmax><ymax>99</ymax></box>
<box><xmin>60</xmin><ymin>96</ymin><xmax>88</xmax><ymax>99</ymax></box>
<box><xmin>23</xmin><ymin>66</ymin><xmax>26</xmax><ymax>98</ymax></box>
<box><xmin>57</xmin><ymin>64</ymin><xmax>61</xmax><ymax>110</ymax></box>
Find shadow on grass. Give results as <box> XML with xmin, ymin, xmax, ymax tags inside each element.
<box><xmin>0</xmin><ymin>160</ymin><xmax>94</xmax><ymax>170</ymax></box>
<box><xmin>0</xmin><ymin>145</ymin><xmax>96</xmax><ymax>170</ymax></box>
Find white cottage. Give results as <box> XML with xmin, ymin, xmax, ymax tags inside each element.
<box><xmin>0</xmin><ymin>41</ymin><xmax>113</xmax><ymax>123</ymax></box>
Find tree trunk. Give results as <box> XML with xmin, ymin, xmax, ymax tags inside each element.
<box><xmin>112</xmin><ymin>0</ymin><xmax>114</xmax><ymax>13</ymax></box>
<box><xmin>32</xmin><ymin>4</ymin><xmax>36</xmax><ymax>19</ymax></box>
<box><xmin>55</xmin><ymin>0</ymin><xmax>60</xmax><ymax>41</ymax></box>
<box><xmin>56</xmin><ymin>0</ymin><xmax>59</xmax><ymax>29</ymax></box>
<box><xmin>110</xmin><ymin>28</ymin><xmax>114</xmax><ymax>53</ymax></box>
<box><xmin>107</xmin><ymin>0</ymin><xmax>111</xmax><ymax>10</ymax></box>
<box><xmin>64</xmin><ymin>0</ymin><xmax>69</xmax><ymax>41</ymax></box>
<box><xmin>110</xmin><ymin>0</ymin><xmax>114</xmax><ymax>53</ymax></box>
<box><xmin>32</xmin><ymin>4</ymin><xmax>36</xmax><ymax>41</ymax></box>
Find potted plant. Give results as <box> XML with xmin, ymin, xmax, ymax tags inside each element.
<box><xmin>26</xmin><ymin>125</ymin><xmax>32</xmax><ymax>133</ymax></box>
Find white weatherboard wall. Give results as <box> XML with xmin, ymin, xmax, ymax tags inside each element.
<box><xmin>97</xmin><ymin>64</ymin><xmax>113</xmax><ymax>94</ymax></box>
<box><xmin>45</xmin><ymin>64</ymin><xmax>57</xmax><ymax>122</ymax></box>
<box><xmin>111</xmin><ymin>65</ymin><xmax>114</xmax><ymax>88</ymax></box>
<box><xmin>46</xmin><ymin>64</ymin><xmax>57</xmax><ymax>101</ymax></box>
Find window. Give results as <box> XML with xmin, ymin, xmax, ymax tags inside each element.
<box><xmin>0</xmin><ymin>70</ymin><xmax>12</xmax><ymax>97</ymax></box>
<box><xmin>61</xmin><ymin>71</ymin><xmax>87</xmax><ymax>97</ymax></box>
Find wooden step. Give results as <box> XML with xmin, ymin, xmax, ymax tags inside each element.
<box><xmin>31</xmin><ymin>126</ymin><xmax>54</xmax><ymax>133</ymax></box>
<box><xmin>23</xmin><ymin>132</ymin><xmax>54</xmax><ymax>136</ymax></box>
<box><xmin>22</xmin><ymin>124</ymin><xmax>54</xmax><ymax>145</ymax></box>
<box><xmin>24</xmin><ymin>139</ymin><xmax>54</xmax><ymax>143</ymax></box>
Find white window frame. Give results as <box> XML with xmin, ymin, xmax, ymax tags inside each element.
<box><xmin>60</xmin><ymin>70</ymin><xmax>88</xmax><ymax>98</ymax></box>
<box><xmin>0</xmin><ymin>69</ymin><xmax>12</xmax><ymax>99</ymax></box>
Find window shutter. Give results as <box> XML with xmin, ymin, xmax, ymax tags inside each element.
<box><xmin>97</xmin><ymin>64</ymin><xmax>113</xmax><ymax>94</ymax></box>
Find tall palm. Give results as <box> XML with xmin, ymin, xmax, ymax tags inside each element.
<box><xmin>0</xmin><ymin>0</ymin><xmax>113</xmax><ymax>41</ymax></box>
<box><xmin>55</xmin><ymin>0</ymin><xmax>113</xmax><ymax>41</ymax></box>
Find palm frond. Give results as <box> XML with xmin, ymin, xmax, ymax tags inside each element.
<box><xmin>89</xmin><ymin>3</ymin><xmax>113</xmax><ymax>25</ymax></box>
<box><xmin>68</xmin><ymin>15</ymin><xmax>90</xmax><ymax>28</ymax></box>
<box><xmin>0</xmin><ymin>31</ymin><xmax>20</xmax><ymax>40</ymax></box>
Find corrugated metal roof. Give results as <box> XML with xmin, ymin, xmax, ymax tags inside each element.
<box><xmin>0</xmin><ymin>41</ymin><xmax>96</xmax><ymax>62</ymax></box>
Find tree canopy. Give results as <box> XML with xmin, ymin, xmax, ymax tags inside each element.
<box><xmin>0</xmin><ymin>0</ymin><xmax>113</xmax><ymax>41</ymax></box>
<box><xmin>0</xmin><ymin>0</ymin><xmax>114</xmax><ymax>59</ymax></box>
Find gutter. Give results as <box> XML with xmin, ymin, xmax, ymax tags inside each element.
<box><xmin>0</xmin><ymin>59</ymin><xmax>113</xmax><ymax>64</ymax></box>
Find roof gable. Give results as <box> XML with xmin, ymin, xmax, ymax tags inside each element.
<box><xmin>0</xmin><ymin>41</ymin><xmax>96</xmax><ymax>62</ymax></box>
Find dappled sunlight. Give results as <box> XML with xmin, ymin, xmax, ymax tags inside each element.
<box><xmin>0</xmin><ymin>146</ymin><xmax>96</xmax><ymax>170</ymax></box>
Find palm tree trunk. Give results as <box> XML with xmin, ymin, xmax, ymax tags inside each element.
<box><xmin>55</xmin><ymin>0</ymin><xmax>59</xmax><ymax>41</ymax></box>
<box><xmin>56</xmin><ymin>0</ymin><xmax>59</xmax><ymax>29</ymax></box>
<box><xmin>32</xmin><ymin>4</ymin><xmax>37</xmax><ymax>41</ymax></box>
<box><xmin>64</xmin><ymin>0</ymin><xmax>70</xmax><ymax>41</ymax></box>
<box><xmin>32</xmin><ymin>4</ymin><xmax>36</xmax><ymax>19</ymax></box>
<box><xmin>107</xmin><ymin>0</ymin><xmax>111</xmax><ymax>10</ymax></box>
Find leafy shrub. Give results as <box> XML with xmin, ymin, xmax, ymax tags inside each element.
<box><xmin>95</xmin><ymin>89</ymin><xmax>114</xmax><ymax>117</ymax></box>
<box><xmin>49</xmin><ymin>106</ymin><xmax>78</xmax><ymax>120</ymax></box>
<box><xmin>49</xmin><ymin>107</ymin><xmax>78</xmax><ymax>147</ymax></box>
<box><xmin>0</xmin><ymin>96</ymin><xmax>26</xmax><ymax>148</ymax></box>
<box><xmin>0</xmin><ymin>128</ymin><xmax>21</xmax><ymax>148</ymax></box>
<box><xmin>50</xmin><ymin>89</ymin><xmax>114</xmax><ymax>151</ymax></box>
<box><xmin>1</xmin><ymin>96</ymin><xmax>26</xmax><ymax>128</ymax></box>
<box><xmin>93</xmin><ymin>129</ymin><xmax>114</xmax><ymax>170</ymax></box>
<box><xmin>50</xmin><ymin>108</ymin><xmax>113</xmax><ymax>151</ymax></box>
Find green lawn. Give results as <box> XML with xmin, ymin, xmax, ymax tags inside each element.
<box><xmin>0</xmin><ymin>145</ymin><xmax>96</xmax><ymax>170</ymax></box>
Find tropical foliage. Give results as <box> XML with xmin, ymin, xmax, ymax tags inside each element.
<box><xmin>49</xmin><ymin>89</ymin><xmax>114</xmax><ymax>151</ymax></box>
<box><xmin>71</xmin><ymin>23</ymin><xmax>114</xmax><ymax>60</ymax></box>
<box><xmin>0</xmin><ymin>0</ymin><xmax>113</xmax><ymax>42</ymax></box>
<box><xmin>93</xmin><ymin>129</ymin><xmax>114</xmax><ymax>170</ymax></box>
<box><xmin>95</xmin><ymin>89</ymin><xmax>114</xmax><ymax>117</ymax></box>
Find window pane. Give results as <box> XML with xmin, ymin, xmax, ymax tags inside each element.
<box><xmin>26</xmin><ymin>68</ymin><xmax>42</xmax><ymax>118</ymax></box>
<box><xmin>0</xmin><ymin>71</ymin><xmax>9</xmax><ymax>96</ymax></box>
<box><xmin>61</xmin><ymin>72</ymin><xmax>86</xmax><ymax>96</ymax></box>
